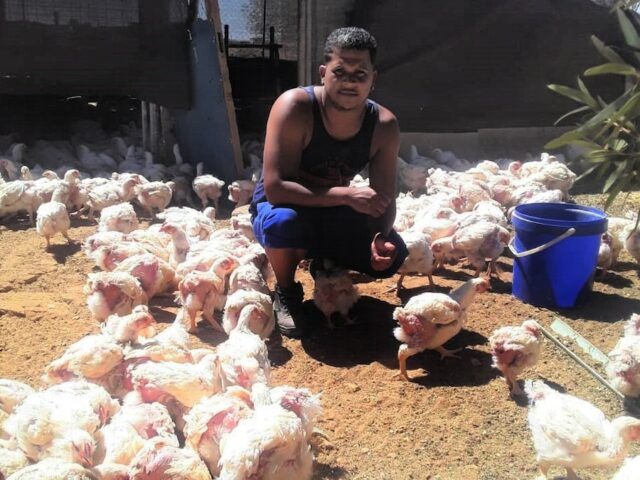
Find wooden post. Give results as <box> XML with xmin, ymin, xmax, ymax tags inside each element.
<box><xmin>160</xmin><ymin>106</ymin><xmax>176</xmax><ymax>164</ymax></box>
<box><xmin>141</xmin><ymin>100</ymin><xmax>149</xmax><ymax>150</ymax></box>
<box><xmin>149</xmin><ymin>102</ymin><xmax>160</xmax><ymax>158</ymax></box>
<box><xmin>205</xmin><ymin>0</ymin><xmax>243</xmax><ymax>178</ymax></box>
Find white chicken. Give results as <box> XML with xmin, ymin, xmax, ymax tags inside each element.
<box><xmin>450</xmin><ymin>220</ymin><xmax>510</xmax><ymax>277</ymax></box>
<box><xmin>93</xmin><ymin>420</ymin><xmax>145</xmax><ymax>466</ymax></box>
<box><xmin>113</xmin><ymin>253</ymin><xmax>175</xmax><ymax>299</ymax></box>
<box><xmin>312</xmin><ymin>260</ymin><xmax>360</xmax><ymax>328</ymax></box>
<box><xmin>598</xmin><ymin>232</ymin><xmax>615</xmax><ymax>277</ymax></box>
<box><xmin>216</xmin><ymin>328</ymin><xmax>271</xmax><ymax>390</ymax></box>
<box><xmin>0</xmin><ymin>380</ymin><xmax>34</xmax><ymax>417</ymax></box>
<box><xmin>86</xmin><ymin>177</ymin><xmax>140</xmax><ymax>221</ymax></box>
<box><xmin>134</xmin><ymin>180</ymin><xmax>174</xmax><ymax>218</ymax></box>
<box><xmin>35</xmin><ymin>184</ymin><xmax>72</xmax><ymax>249</ymax></box>
<box><xmin>85</xmin><ymin>271</ymin><xmax>148</xmax><ymax>322</ymax></box>
<box><xmin>489</xmin><ymin>319</ymin><xmax>542</xmax><ymax>396</ymax></box>
<box><xmin>607</xmin><ymin>334</ymin><xmax>640</xmax><ymax>398</ymax></box>
<box><xmin>218</xmin><ymin>404</ymin><xmax>313</xmax><ymax>480</ymax></box>
<box><xmin>227</xmin><ymin>179</ymin><xmax>256</xmax><ymax>207</ymax></box>
<box><xmin>183</xmin><ymin>387</ymin><xmax>254</xmax><ymax>477</ymax></box>
<box><xmin>613</xmin><ymin>455</ymin><xmax>640</xmax><ymax>480</ymax></box>
<box><xmin>43</xmin><ymin>334</ymin><xmax>124</xmax><ymax>384</ymax></box>
<box><xmin>394</xmin><ymin>277</ymin><xmax>490</xmax><ymax>380</ymax></box>
<box><xmin>129</xmin><ymin>352</ymin><xmax>220</xmax><ymax>408</ymax></box>
<box><xmin>101</xmin><ymin>305</ymin><xmax>157</xmax><ymax>343</ymax></box>
<box><xmin>525</xmin><ymin>380</ymin><xmax>640</xmax><ymax>479</ymax></box>
<box><xmin>6</xmin><ymin>458</ymin><xmax>99</xmax><ymax>480</ymax></box>
<box><xmin>254</xmin><ymin>384</ymin><xmax>323</xmax><ymax>440</ymax></box>
<box><xmin>127</xmin><ymin>437</ymin><xmax>212</xmax><ymax>480</ymax></box>
<box><xmin>395</xmin><ymin>230</ymin><xmax>434</xmax><ymax>291</ymax></box>
<box><xmin>0</xmin><ymin>444</ymin><xmax>29</xmax><ymax>479</ymax></box>
<box><xmin>192</xmin><ymin>162</ymin><xmax>225</xmax><ymax>210</ymax></box>
<box><xmin>222</xmin><ymin>289</ymin><xmax>275</xmax><ymax>339</ymax></box>
<box><xmin>176</xmin><ymin>270</ymin><xmax>226</xmax><ymax>333</ymax></box>
<box><xmin>98</xmin><ymin>202</ymin><xmax>139</xmax><ymax>234</ymax></box>
<box><xmin>227</xmin><ymin>261</ymin><xmax>269</xmax><ymax>295</ymax></box>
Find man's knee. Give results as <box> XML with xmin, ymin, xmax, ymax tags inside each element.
<box><xmin>255</xmin><ymin>206</ymin><xmax>311</xmax><ymax>249</ymax></box>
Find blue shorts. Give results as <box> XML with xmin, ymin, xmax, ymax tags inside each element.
<box><xmin>251</xmin><ymin>202</ymin><xmax>408</xmax><ymax>279</ymax></box>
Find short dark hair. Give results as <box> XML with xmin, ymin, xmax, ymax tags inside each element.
<box><xmin>324</xmin><ymin>27</ymin><xmax>377</xmax><ymax>64</ymax></box>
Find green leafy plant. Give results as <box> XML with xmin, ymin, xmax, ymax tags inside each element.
<box><xmin>545</xmin><ymin>6</ymin><xmax>640</xmax><ymax>215</ymax></box>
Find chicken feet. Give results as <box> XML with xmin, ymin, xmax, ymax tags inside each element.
<box><xmin>436</xmin><ymin>346</ymin><xmax>462</xmax><ymax>360</ymax></box>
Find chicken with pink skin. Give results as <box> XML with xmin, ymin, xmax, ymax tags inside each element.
<box><xmin>216</xmin><ymin>328</ymin><xmax>271</xmax><ymax>390</ymax></box>
<box><xmin>222</xmin><ymin>289</ymin><xmax>275</xmax><ymax>338</ymax></box>
<box><xmin>90</xmin><ymin>242</ymin><xmax>150</xmax><ymax>271</ymax></box>
<box><xmin>606</xmin><ymin>313</ymin><xmax>640</xmax><ymax>398</ymax></box>
<box><xmin>127</xmin><ymin>437</ymin><xmax>212</xmax><ymax>480</ymax></box>
<box><xmin>393</xmin><ymin>277</ymin><xmax>490</xmax><ymax>380</ymax></box>
<box><xmin>176</xmin><ymin>270</ymin><xmax>227</xmax><ymax>333</ymax></box>
<box><xmin>183</xmin><ymin>387</ymin><xmax>254</xmax><ymax>477</ymax></box>
<box><xmin>217</xmin><ymin>404</ymin><xmax>312</xmax><ymax>480</ymax></box>
<box><xmin>489</xmin><ymin>319</ymin><xmax>542</xmax><ymax>397</ymax></box>
<box><xmin>113</xmin><ymin>253</ymin><xmax>175</xmax><ymax>299</ymax></box>
<box><xmin>525</xmin><ymin>380</ymin><xmax>640</xmax><ymax>479</ymax></box>
<box><xmin>252</xmin><ymin>383</ymin><xmax>322</xmax><ymax>440</ymax></box>
<box><xmin>43</xmin><ymin>334</ymin><xmax>124</xmax><ymax>384</ymax></box>
<box><xmin>85</xmin><ymin>272</ymin><xmax>148</xmax><ymax>322</ymax></box>
<box><xmin>129</xmin><ymin>352</ymin><xmax>220</xmax><ymax>408</ymax></box>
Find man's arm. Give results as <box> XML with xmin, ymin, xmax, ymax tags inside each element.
<box><xmin>367</xmin><ymin>108</ymin><xmax>400</xmax><ymax>237</ymax></box>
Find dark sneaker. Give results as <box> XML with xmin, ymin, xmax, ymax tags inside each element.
<box><xmin>274</xmin><ymin>282</ymin><xmax>306</xmax><ymax>338</ymax></box>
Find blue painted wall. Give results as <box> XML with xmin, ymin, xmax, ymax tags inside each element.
<box><xmin>173</xmin><ymin>1</ymin><xmax>238</xmax><ymax>185</ymax></box>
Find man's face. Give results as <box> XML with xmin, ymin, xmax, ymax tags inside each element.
<box><xmin>319</xmin><ymin>48</ymin><xmax>376</xmax><ymax>111</ymax></box>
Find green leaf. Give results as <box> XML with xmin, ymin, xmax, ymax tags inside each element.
<box><xmin>584</xmin><ymin>63</ymin><xmax>639</xmax><ymax>77</ymax></box>
<box><xmin>591</xmin><ymin>35</ymin><xmax>627</xmax><ymax>64</ymax></box>
<box><xmin>569</xmin><ymin>139</ymin><xmax>603</xmax><ymax>151</ymax></box>
<box><xmin>617</xmin><ymin>9</ymin><xmax>640</xmax><ymax>63</ymax></box>
<box><xmin>548</xmin><ymin>84</ymin><xmax>594</xmax><ymax>107</ymax></box>
<box><xmin>554</xmin><ymin>105</ymin><xmax>592</xmax><ymax>125</ymax></box>
<box><xmin>603</xmin><ymin>159</ymin><xmax>629</xmax><ymax>193</ymax></box>
<box><xmin>579</xmin><ymin>89</ymin><xmax>634</xmax><ymax>132</ymax></box>
<box><xmin>615</xmin><ymin>91</ymin><xmax>640</xmax><ymax>120</ymax></box>
<box><xmin>544</xmin><ymin>129</ymin><xmax>584</xmax><ymax>149</ymax></box>
<box><xmin>587</xmin><ymin>150</ymin><xmax>621</xmax><ymax>163</ymax></box>
<box><xmin>577</xmin><ymin>77</ymin><xmax>600</xmax><ymax>110</ymax></box>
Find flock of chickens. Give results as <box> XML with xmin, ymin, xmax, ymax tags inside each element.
<box><xmin>1</xmin><ymin>122</ymin><xmax>640</xmax><ymax>479</ymax></box>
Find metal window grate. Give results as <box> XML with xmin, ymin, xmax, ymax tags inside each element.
<box><xmin>219</xmin><ymin>0</ymin><xmax>297</xmax><ymax>60</ymax></box>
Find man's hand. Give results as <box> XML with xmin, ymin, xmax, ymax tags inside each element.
<box><xmin>370</xmin><ymin>232</ymin><xmax>397</xmax><ymax>271</ymax></box>
<box><xmin>345</xmin><ymin>187</ymin><xmax>390</xmax><ymax>217</ymax></box>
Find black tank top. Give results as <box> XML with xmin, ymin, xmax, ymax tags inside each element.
<box><xmin>250</xmin><ymin>85</ymin><xmax>379</xmax><ymax>213</ymax></box>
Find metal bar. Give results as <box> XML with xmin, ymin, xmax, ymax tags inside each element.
<box><xmin>550</xmin><ymin>318</ymin><xmax>610</xmax><ymax>365</ymax></box>
<box><xmin>534</xmin><ymin>320</ymin><xmax>625</xmax><ymax>401</ymax></box>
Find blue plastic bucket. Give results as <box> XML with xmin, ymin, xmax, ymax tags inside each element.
<box><xmin>510</xmin><ymin>203</ymin><xmax>607</xmax><ymax>308</ymax></box>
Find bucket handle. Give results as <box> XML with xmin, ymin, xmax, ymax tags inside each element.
<box><xmin>508</xmin><ymin>227</ymin><xmax>576</xmax><ymax>258</ymax></box>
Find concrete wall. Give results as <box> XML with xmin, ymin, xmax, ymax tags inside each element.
<box><xmin>399</xmin><ymin>126</ymin><xmax>573</xmax><ymax>163</ymax></box>
<box><xmin>304</xmin><ymin>0</ymin><xmax>624</xmax><ymax>132</ymax></box>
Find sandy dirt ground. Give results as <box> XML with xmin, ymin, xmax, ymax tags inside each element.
<box><xmin>1</xmin><ymin>194</ymin><xmax>639</xmax><ymax>480</ymax></box>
